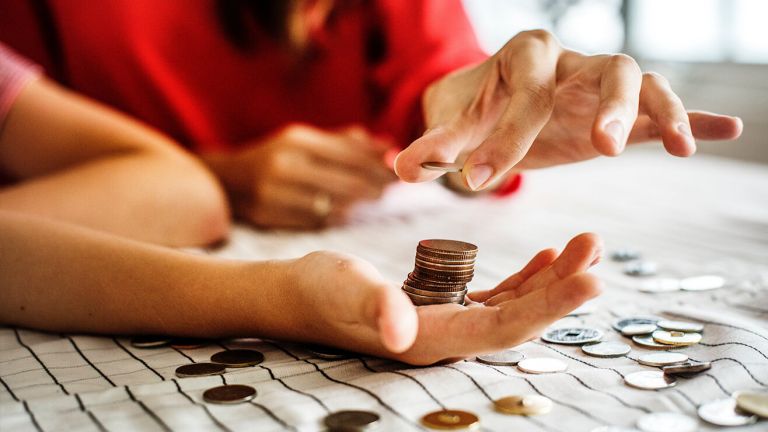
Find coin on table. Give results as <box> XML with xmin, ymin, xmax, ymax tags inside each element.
<box><xmin>476</xmin><ymin>350</ymin><xmax>525</xmax><ymax>366</ymax></box>
<box><xmin>494</xmin><ymin>394</ymin><xmax>553</xmax><ymax>416</ymax></box>
<box><xmin>517</xmin><ymin>358</ymin><xmax>567</xmax><ymax>374</ymax></box>
<box><xmin>610</xmin><ymin>248</ymin><xmax>641</xmax><ymax>262</ymax></box>
<box><xmin>621</xmin><ymin>324</ymin><xmax>658</xmax><ymax>336</ymax></box>
<box><xmin>679</xmin><ymin>275</ymin><xmax>725</xmax><ymax>291</ymax></box>
<box><xmin>637</xmin><ymin>278</ymin><xmax>681</xmax><ymax>293</ymax></box>
<box><xmin>582</xmin><ymin>341</ymin><xmax>631</xmax><ymax>358</ymax></box>
<box><xmin>624</xmin><ymin>261</ymin><xmax>658</xmax><ymax>277</ymax></box>
<box><xmin>420</xmin><ymin>409</ymin><xmax>479</xmax><ymax>430</ymax></box>
<box><xmin>612</xmin><ymin>317</ymin><xmax>661</xmax><ymax>332</ymax></box>
<box><xmin>632</xmin><ymin>335</ymin><xmax>675</xmax><ymax>350</ymax></box>
<box><xmin>662</xmin><ymin>361</ymin><xmax>711</xmax><ymax>376</ymax></box>
<box><xmin>203</xmin><ymin>384</ymin><xmax>257</xmax><ymax>404</ymax></box>
<box><xmin>324</xmin><ymin>410</ymin><xmax>381</xmax><ymax>431</ymax></box>
<box><xmin>130</xmin><ymin>335</ymin><xmax>171</xmax><ymax>348</ymax></box>
<box><xmin>170</xmin><ymin>338</ymin><xmax>209</xmax><ymax>349</ymax></box>
<box><xmin>421</xmin><ymin>162</ymin><xmax>463</xmax><ymax>173</ymax></box>
<box><xmin>306</xmin><ymin>345</ymin><xmax>352</xmax><ymax>360</ymax></box>
<box><xmin>624</xmin><ymin>371</ymin><xmax>677</xmax><ymax>390</ymax></box>
<box><xmin>697</xmin><ymin>398</ymin><xmax>757</xmax><ymax>426</ymax></box>
<box><xmin>175</xmin><ymin>362</ymin><xmax>226</xmax><ymax>378</ymax></box>
<box><xmin>636</xmin><ymin>412</ymin><xmax>698</xmax><ymax>432</ymax></box>
<box><xmin>735</xmin><ymin>391</ymin><xmax>768</xmax><ymax>418</ymax></box>
<box><xmin>652</xmin><ymin>330</ymin><xmax>701</xmax><ymax>346</ymax></box>
<box><xmin>656</xmin><ymin>320</ymin><xmax>704</xmax><ymax>333</ymax></box>
<box><xmin>210</xmin><ymin>349</ymin><xmax>265</xmax><ymax>367</ymax></box>
<box><xmin>637</xmin><ymin>352</ymin><xmax>689</xmax><ymax>367</ymax></box>
<box><xmin>541</xmin><ymin>327</ymin><xmax>603</xmax><ymax>345</ymax></box>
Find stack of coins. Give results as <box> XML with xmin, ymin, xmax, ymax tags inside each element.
<box><xmin>402</xmin><ymin>239</ymin><xmax>477</xmax><ymax>306</ymax></box>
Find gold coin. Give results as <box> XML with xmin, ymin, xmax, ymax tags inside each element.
<box><xmin>421</xmin><ymin>410</ymin><xmax>479</xmax><ymax>430</ymax></box>
<box><xmin>494</xmin><ymin>395</ymin><xmax>553</xmax><ymax>415</ymax></box>
<box><xmin>652</xmin><ymin>330</ymin><xmax>702</xmax><ymax>346</ymax></box>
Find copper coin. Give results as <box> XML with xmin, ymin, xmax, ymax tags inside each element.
<box><xmin>415</xmin><ymin>258</ymin><xmax>475</xmax><ymax>271</ymax></box>
<box><xmin>421</xmin><ymin>409</ymin><xmax>479</xmax><ymax>430</ymax></box>
<box><xmin>170</xmin><ymin>338</ymin><xmax>209</xmax><ymax>349</ymax></box>
<box><xmin>403</xmin><ymin>285</ymin><xmax>468</xmax><ymax>298</ymax></box>
<box><xmin>415</xmin><ymin>253</ymin><xmax>475</xmax><ymax>265</ymax></box>
<box><xmin>494</xmin><ymin>395</ymin><xmax>552</xmax><ymax>416</ymax></box>
<box><xmin>210</xmin><ymin>349</ymin><xmax>265</xmax><ymax>367</ymax></box>
<box><xmin>663</xmin><ymin>361</ymin><xmax>712</xmax><ymax>376</ymax></box>
<box><xmin>202</xmin><ymin>384</ymin><xmax>256</xmax><ymax>404</ymax></box>
<box><xmin>175</xmin><ymin>362</ymin><xmax>226</xmax><ymax>378</ymax></box>
<box><xmin>306</xmin><ymin>345</ymin><xmax>352</xmax><ymax>360</ymax></box>
<box><xmin>324</xmin><ymin>410</ymin><xmax>381</xmax><ymax>431</ymax></box>
<box><xmin>130</xmin><ymin>336</ymin><xmax>171</xmax><ymax>348</ymax></box>
<box><xmin>405</xmin><ymin>291</ymin><xmax>465</xmax><ymax>306</ymax></box>
<box><xmin>421</xmin><ymin>162</ymin><xmax>463</xmax><ymax>173</ymax></box>
<box><xmin>418</xmin><ymin>239</ymin><xmax>478</xmax><ymax>255</ymax></box>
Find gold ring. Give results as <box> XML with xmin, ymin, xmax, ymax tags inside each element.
<box><xmin>312</xmin><ymin>193</ymin><xmax>332</xmax><ymax>218</ymax></box>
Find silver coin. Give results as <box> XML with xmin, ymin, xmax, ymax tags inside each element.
<box><xmin>476</xmin><ymin>350</ymin><xmax>525</xmax><ymax>366</ymax></box>
<box><xmin>517</xmin><ymin>357</ymin><xmax>568</xmax><ymax>374</ymax></box>
<box><xmin>611</xmin><ymin>248</ymin><xmax>642</xmax><ymax>262</ymax></box>
<box><xmin>324</xmin><ymin>410</ymin><xmax>381</xmax><ymax>431</ymax></box>
<box><xmin>203</xmin><ymin>384</ymin><xmax>256</xmax><ymax>404</ymax></box>
<box><xmin>735</xmin><ymin>391</ymin><xmax>768</xmax><ymax>418</ymax></box>
<box><xmin>680</xmin><ymin>275</ymin><xmax>725</xmax><ymax>291</ymax></box>
<box><xmin>130</xmin><ymin>335</ymin><xmax>171</xmax><ymax>348</ymax></box>
<box><xmin>624</xmin><ymin>261</ymin><xmax>658</xmax><ymax>277</ymax></box>
<box><xmin>637</xmin><ymin>352</ymin><xmax>689</xmax><ymax>367</ymax></box>
<box><xmin>542</xmin><ymin>327</ymin><xmax>603</xmax><ymax>345</ymax></box>
<box><xmin>636</xmin><ymin>412</ymin><xmax>698</xmax><ymax>432</ymax></box>
<box><xmin>175</xmin><ymin>362</ymin><xmax>226</xmax><ymax>378</ymax></box>
<box><xmin>632</xmin><ymin>335</ymin><xmax>676</xmax><ymax>350</ymax></box>
<box><xmin>697</xmin><ymin>398</ymin><xmax>758</xmax><ymax>426</ymax></box>
<box><xmin>637</xmin><ymin>278</ymin><xmax>681</xmax><ymax>293</ymax></box>
<box><xmin>421</xmin><ymin>162</ymin><xmax>462</xmax><ymax>173</ymax></box>
<box><xmin>624</xmin><ymin>371</ymin><xmax>677</xmax><ymax>390</ymax></box>
<box><xmin>582</xmin><ymin>341</ymin><xmax>631</xmax><ymax>358</ymax></box>
<box><xmin>612</xmin><ymin>316</ymin><xmax>661</xmax><ymax>332</ymax></box>
<box><xmin>663</xmin><ymin>361</ymin><xmax>712</xmax><ymax>376</ymax></box>
<box><xmin>656</xmin><ymin>320</ymin><xmax>704</xmax><ymax>333</ymax></box>
<box><xmin>306</xmin><ymin>345</ymin><xmax>352</xmax><ymax>360</ymax></box>
<box><xmin>621</xmin><ymin>324</ymin><xmax>658</xmax><ymax>336</ymax></box>
<box><xmin>210</xmin><ymin>349</ymin><xmax>265</xmax><ymax>367</ymax></box>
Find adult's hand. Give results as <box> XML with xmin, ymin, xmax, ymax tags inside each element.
<box><xmin>204</xmin><ymin>124</ymin><xmax>396</xmax><ymax>229</ymax></box>
<box><xmin>395</xmin><ymin>30</ymin><xmax>743</xmax><ymax>190</ymax></box>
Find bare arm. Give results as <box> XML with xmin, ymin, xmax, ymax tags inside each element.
<box><xmin>0</xmin><ymin>77</ymin><xmax>229</xmax><ymax>246</ymax></box>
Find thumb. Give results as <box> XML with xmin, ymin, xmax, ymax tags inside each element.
<box><xmin>368</xmin><ymin>285</ymin><xmax>418</xmax><ymax>353</ymax></box>
<box><xmin>394</xmin><ymin>125</ymin><xmax>469</xmax><ymax>183</ymax></box>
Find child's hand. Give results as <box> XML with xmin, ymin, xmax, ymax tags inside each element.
<box><xmin>283</xmin><ymin>233</ymin><xmax>603</xmax><ymax>365</ymax></box>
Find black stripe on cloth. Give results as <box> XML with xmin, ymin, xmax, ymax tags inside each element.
<box><xmin>698</xmin><ymin>341</ymin><xmax>768</xmax><ymax>361</ymax></box>
<box><xmin>358</xmin><ymin>358</ymin><xmax>446</xmax><ymax>410</ymax></box>
<box><xmin>64</xmin><ymin>336</ymin><xmax>115</xmax><ymax>387</ymax></box>
<box><xmin>0</xmin><ymin>375</ymin><xmax>19</xmax><ymax>401</ymax></box>
<box><xmin>702</xmin><ymin>373</ymin><xmax>731</xmax><ymax>396</ymax></box>
<box><xmin>248</xmin><ymin>401</ymin><xmax>297</xmax><ymax>431</ymax></box>
<box><xmin>665</xmin><ymin>314</ymin><xmax>768</xmax><ymax>343</ymax></box>
<box><xmin>74</xmin><ymin>393</ymin><xmax>107</xmax><ymax>432</ymax></box>
<box><xmin>532</xmin><ymin>342</ymin><xmax>626</xmax><ymax>378</ymax></box>
<box><xmin>171</xmin><ymin>379</ymin><xmax>230</xmax><ymax>432</ymax></box>
<box><xmin>112</xmin><ymin>338</ymin><xmax>165</xmax><ymax>381</ymax></box>
<box><xmin>564</xmin><ymin>372</ymin><xmax>650</xmax><ymax>413</ymax></box>
<box><xmin>669</xmin><ymin>388</ymin><xmax>697</xmax><ymax>408</ymax></box>
<box><xmin>23</xmin><ymin>399</ymin><xmax>44</xmax><ymax>432</ymax></box>
<box><xmin>13</xmin><ymin>328</ymin><xmax>69</xmax><ymax>394</ymax></box>
<box><xmin>171</xmin><ymin>347</ymin><xmax>195</xmax><ymax>363</ymax></box>
<box><xmin>124</xmin><ymin>386</ymin><xmax>171</xmax><ymax>432</ymax></box>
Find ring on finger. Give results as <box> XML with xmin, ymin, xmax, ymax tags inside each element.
<box><xmin>312</xmin><ymin>192</ymin><xmax>332</xmax><ymax>218</ymax></box>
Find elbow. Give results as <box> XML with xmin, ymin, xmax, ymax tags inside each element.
<box><xmin>179</xmin><ymin>175</ymin><xmax>231</xmax><ymax>247</ymax></box>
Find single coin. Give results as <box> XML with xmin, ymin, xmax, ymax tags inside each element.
<box><xmin>175</xmin><ymin>362</ymin><xmax>226</xmax><ymax>378</ymax></box>
<box><xmin>735</xmin><ymin>391</ymin><xmax>768</xmax><ymax>418</ymax></box>
<box><xmin>418</xmin><ymin>239</ymin><xmax>478</xmax><ymax>255</ymax></box>
<box><xmin>652</xmin><ymin>330</ymin><xmax>701</xmax><ymax>346</ymax></box>
<box><xmin>324</xmin><ymin>410</ymin><xmax>381</xmax><ymax>431</ymax></box>
<box><xmin>202</xmin><ymin>384</ymin><xmax>257</xmax><ymax>404</ymax></box>
<box><xmin>517</xmin><ymin>357</ymin><xmax>568</xmax><ymax>374</ymax></box>
<box><xmin>421</xmin><ymin>162</ymin><xmax>463</xmax><ymax>173</ymax></box>
<box><xmin>632</xmin><ymin>335</ymin><xmax>676</xmax><ymax>350</ymax></box>
<box><xmin>624</xmin><ymin>261</ymin><xmax>658</xmax><ymax>277</ymax></box>
<box><xmin>637</xmin><ymin>352</ymin><xmax>689</xmax><ymax>367</ymax></box>
<box><xmin>420</xmin><ymin>409</ymin><xmax>479</xmax><ymax>430</ymax></box>
<box><xmin>476</xmin><ymin>350</ymin><xmax>525</xmax><ymax>366</ymax></box>
<box><xmin>494</xmin><ymin>394</ymin><xmax>553</xmax><ymax>416</ymax></box>
<box><xmin>130</xmin><ymin>335</ymin><xmax>171</xmax><ymax>348</ymax></box>
<box><xmin>582</xmin><ymin>341</ymin><xmax>631</xmax><ymax>358</ymax></box>
<box><xmin>541</xmin><ymin>327</ymin><xmax>603</xmax><ymax>345</ymax></box>
<box><xmin>210</xmin><ymin>349</ymin><xmax>265</xmax><ymax>367</ymax></box>
<box><xmin>637</xmin><ymin>278</ymin><xmax>681</xmax><ymax>293</ymax></box>
<box><xmin>680</xmin><ymin>275</ymin><xmax>725</xmax><ymax>291</ymax></box>
<box><xmin>624</xmin><ymin>371</ymin><xmax>677</xmax><ymax>390</ymax></box>
<box><xmin>662</xmin><ymin>361</ymin><xmax>712</xmax><ymax>376</ymax></box>
<box><xmin>611</xmin><ymin>248</ymin><xmax>642</xmax><ymax>262</ymax></box>
<box><xmin>403</xmin><ymin>285</ymin><xmax>467</xmax><ymax>298</ymax></box>
<box><xmin>415</xmin><ymin>253</ymin><xmax>476</xmax><ymax>265</ymax></box>
<box><xmin>170</xmin><ymin>338</ymin><xmax>209</xmax><ymax>349</ymax></box>
<box><xmin>306</xmin><ymin>345</ymin><xmax>353</xmax><ymax>360</ymax></box>
<box><xmin>415</xmin><ymin>259</ymin><xmax>475</xmax><ymax>272</ymax></box>
<box><xmin>697</xmin><ymin>398</ymin><xmax>757</xmax><ymax>426</ymax></box>
<box><xmin>656</xmin><ymin>320</ymin><xmax>704</xmax><ymax>333</ymax></box>
<box><xmin>404</xmin><ymin>290</ymin><xmax>465</xmax><ymax>306</ymax></box>
<box><xmin>636</xmin><ymin>412</ymin><xmax>698</xmax><ymax>432</ymax></box>
<box><xmin>612</xmin><ymin>317</ymin><xmax>661</xmax><ymax>332</ymax></box>
<box><xmin>621</xmin><ymin>324</ymin><xmax>658</xmax><ymax>336</ymax></box>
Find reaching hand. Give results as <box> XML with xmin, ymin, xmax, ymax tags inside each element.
<box><xmin>395</xmin><ymin>30</ymin><xmax>743</xmax><ymax>191</ymax></box>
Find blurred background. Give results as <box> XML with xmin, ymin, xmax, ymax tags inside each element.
<box><xmin>462</xmin><ymin>0</ymin><xmax>768</xmax><ymax>164</ymax></box>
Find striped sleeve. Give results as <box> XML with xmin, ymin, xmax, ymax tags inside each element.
<box><xmin>0</xmin><ymin>42</ymin><xmax>42</xmax><ymax>128</ymax></box>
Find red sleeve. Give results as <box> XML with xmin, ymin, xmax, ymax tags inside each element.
<box><xmin>370</xmin><ymin>0</ymin><xmax>487</xmax><ymax>146</ymax></box>
<box><xmin>0</xmin><ymin>1</ymin><xmax>59</xmax><ymax>80</ymax></box>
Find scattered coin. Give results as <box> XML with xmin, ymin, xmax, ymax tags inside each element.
<box><xmin>494</xmin><ymin>394</ymin><xmax>553</xmax><ymax>416</ymax></box>
<box><xmin>476</xmin><ymin>350</ymin><xmax>525</xmax><ymax>366</ymax></box>
<box><xmin>170</xmin><ymin>338</ymin><xmax>209</xmax><ymax>349</ymax></box>
<box><xmin>662</xmin><ymin>361</ymin><xmax>711</xmax><ymax>376</ymax></box>
<box><xmin>306</xmin><ymin>345</ymin><xmax>352</xmax><ymax>360</ymax></box>
<box><xmin>679</xmin><ymin>275</ymin><xmax>726</xmax><ymax>291</ymax></box>
<box><xmin>632</xmin><ymin>335</ymin><xmax>676</xmax><ymax>350</ymax></box>
<box><xmin>203</xmin><ymin>384</ymin><xmax>257</xmax><ymax>404</ymax></box>
<box><xmin>636</xmin><ymin>412</ymin><xmax>698</xmax><ymax>432</ymax></box>
<box><xmin>517</xmin><ymin>358</ymin><xmax>568</xmax><ymax>374</ymax></box>
<box><xmin>621</xmin><ymin>324</ymin><xmax>658</xmax><ymax>336</ymax></box>
<box><xmin>735</xmin><ymin>391</ymin><xmax>768</xmax><ymax>418</ymax></box>
<box><xmin>210</xmin><ymin>349</ymin><xmax>265</xmax><ymax>367</ymax></box>
<box><xmin>624</xmin><ymin>261</ymin><xmax>658</xmax><ymax>277</ymax></box>
<box><xmin>582</xmin><ymin>341</ymin><xmax>631</xmax><ymax>358</ymax></box>
<box><xmin>421</xmin><ymin>162</ymin><xmax>463</xmax><ymax>173</ymax></box>
<box><xmin>624</xmin><ymin>371</ymin><xmax>677</xmax><ymax>390</ymax></box>
<box><xmin>542</xmin><ymin>327</ymin><xmax>603</xmax><ymax>345</ymax></box>
<box><xmin>652</xmin><ymin>330</ymin><xmax>701</xmax><ymax>346</ymax></box>
<box><xmin>697</xmin><ymin>398</ymin><xmax>757</xmax><ymax>426</ymax></box>
<box><xmin>611</xmin><ymin>248</ymin><xmax>642</xmax><ymax>262</ymax></box>
<box><xmin>637</xmin><ymin>278</ymin><xmax>681</xmax><ymax>293</ymax></box>
<box><xmin>637</xmin><ymin>352</ymin><xmax>689</xmax><ymax>367</ymax></box>
<box><xmin>420</xmin><ymin>409</ymin><xmax>479</xmax><ymax>430</ymax></box>
<box><xmin>656</xmin><ymin>320</ymin><xmax>703</xmax><ymax>333</ymax></box>
<box><xmin>130</xmin><ymin>335</ymin><xmax>171</xmax><ymax>348</ymax></box>
<box><xmin>324</xmin><ymin>410</ymin><xmax>381</xmax><ymax>431</ymax></box>
<box><xmin>175</xmin><ymin>362</ymin><xmax>226</xmax><ymax>378</ymax></box>
<box><xmin>612</xmin><ymin>317</ymin><xmax>660</xmax><ymax>332</ymax></box>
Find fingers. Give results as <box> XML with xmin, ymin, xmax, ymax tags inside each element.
<box><xmin>468</xmin><ymin>248</ymin><xmax>557</xmax><ymax>303</ymax></box>
<box><xmin>636</xmin><ymin>72</ymin><xmax>696</xmax><ymax>157</ymax></box>
<box><xmin>394</xmin><ymin>125</ymin><xmax>470</xmax><ymax>183</ymax></box>
<box><xmin>369</xmin><ymin>285</ymin><xmax>419</xmax><ymax>353</ymax></box>
<box><xmin>591</xmin><ymin>54</ymin><xmax>643</xmax><ymax>156</ymax></box>
<box><xmin>628</xmin><ymin>111</ymin><xmax>743</xmax><ymax>143</ymax></box>
<box><xmin>241</xmin><ymin>184</ymin><xmax>353</xmax><ymax>229</ymax></box>
<box><xmin>286</xmin><ymin>155</ymin><xmax>388</xmax><ymax>201</ymax></box>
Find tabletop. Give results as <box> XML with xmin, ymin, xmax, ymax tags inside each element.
<box><xmin>1</xmin><ymin>148</ymin><xmax>767</xmax><ymax>431</ymax></box>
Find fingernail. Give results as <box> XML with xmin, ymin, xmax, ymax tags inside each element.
<box><xmin>466</xmin><ymin>164</ymin><xmax>494</xmax><ymax>191</ymax></box>
<box><xmin>392</xmin><ymin>152</ymin><xmax>402</xmax><ymax>177</ymax></box>
<box><xmin>677</xmin><ymin>122</ymin><xmax>692</xmax><ymax>138</ymax></box>
<box><xmin>604</xmin><ymin>120</ymin><xmax>625</xmax><ymax>151</ymax></box>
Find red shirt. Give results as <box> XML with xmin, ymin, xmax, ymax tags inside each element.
<box><xmin>0</xmin><ymin>0</ymin><xmax>486</xmax><ymax>152</ymax></box>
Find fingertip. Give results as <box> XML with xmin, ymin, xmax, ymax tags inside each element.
<box><xmin>554</xmin><ymin>233</ymin><xmax>603</xmax><ymax>277</ymax></box>
<box><xmin>592</xmin><ymin>118</ymin><xmax>626</xmax><ymax>157</ymax></box>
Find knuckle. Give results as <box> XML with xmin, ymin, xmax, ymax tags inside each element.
<box><xmin>608</xmin><ymin>53</ymin><xmax>640</xmax><ymax>72</ymax></box>
<box><xmin>519</xmin><ymin>29</ymin><xmax>557</xmax><ymax>46</ymax></box>
<box><xmin>520</xmin><ymin>83</ymin><xmax>555</xmax><ymax>111</ymax></box>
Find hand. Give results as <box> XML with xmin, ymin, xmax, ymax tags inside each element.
<box><xmin>395</xmin><ymin>30</ymin><xmax>744</xmax><ymax>190</ymax></box>
<box><xmin>204</xmin><ymin>124</ymin><xmax>396</xmax><ymax>229</ymax></box>
<box><xmin>284</xmin><ymin>233</ymin><xmax>602</xmax><ymax>365</ymax></box>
